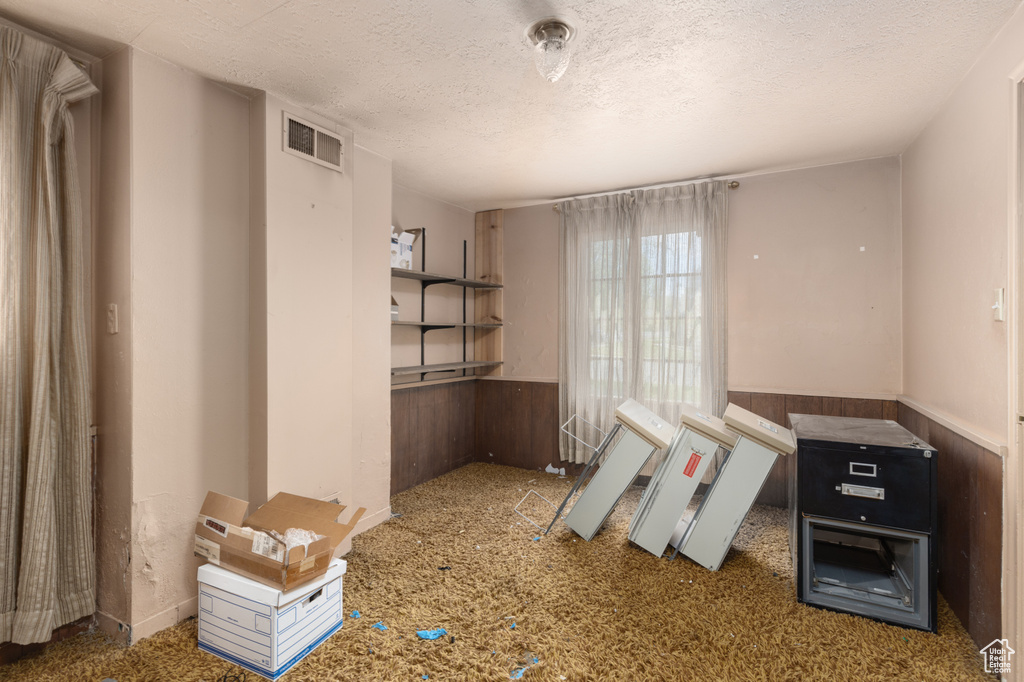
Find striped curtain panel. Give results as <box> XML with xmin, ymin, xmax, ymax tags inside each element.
<box><xmin>558</xmin><ymin>181</ymin><xmax>728</xmax><ymax>479</ymax></box>
<box><xmin>0</xmin><ymin>27</ymin><xmax>98</xmax><ymax>645</ymax></box>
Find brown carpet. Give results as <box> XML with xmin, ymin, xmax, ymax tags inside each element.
<box><xmin>0</xmin><ymin>463</ymin><xmax>993</xmax><ymax>681</ymax></box>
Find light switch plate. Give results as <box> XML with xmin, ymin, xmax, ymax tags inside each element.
<box><xmin>993</xmin><ymin>288</ymin><xmax>1005</xmax><ymax>322</ymax></box>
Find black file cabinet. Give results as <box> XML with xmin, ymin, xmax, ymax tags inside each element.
<box><xmin>788</xmin><ymin>414</ymin><xmax>937</xmax><ymax>632</ymax></box>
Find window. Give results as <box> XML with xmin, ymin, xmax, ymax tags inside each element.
<box><xmin>559</xmin><ymin>182</ymin><xmax>727</xmax><ymax>470</ymax></box>
<box><xmin>588</xmin><ymin>231</ymin><xmax>702</xmax><ymax>405</ymax></box>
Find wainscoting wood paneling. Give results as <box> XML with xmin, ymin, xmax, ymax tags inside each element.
<box><xmin>784</xmin><ymin>394</ymin><xmax>823</xmax><ymax>417</ymax></box>
<box><xmin>749</xmin><ymin>392</ymin><xmax>787</xmax><ymax>424</ymax></box>
<box><xmin>728</xmin><ymin>392</ymin><xmax>751</xmax><ymax>411</ymax></box>
<box><xmin>393</xmin><ymin>380</ymin><xmax>566</xmax><ymax>498</ymax></box>
<box><xmin>474</xmin><ymin>380</ymin><xmax>559</xmax><ymax>471</ymax></box>
<box><xmin>973</xmin><ymin>444</ymin><xmax>1003</xmax><ymax>649</ymax></box>
<box><xmin>821</xmin><ymin>396</ymin><xmax>844</xmax><ymax>417</ymax></box>
<box><xmin>897</xmin><ymin>402</ymin><xmax>1002</xmax><ymax>651</ymax></box>
<box><xmin>390</xmin><ymin>387</ymin><xmax>412</xmax><ymax>495</ymax></box>
<box><xmin>932</xmin><ymin>422</ymin><xmax>971</xmax><ymax>628</ymax></box>
<box><xmin>390</xmin><ymin>381</ymin><xmax>476</xmax><ymax>495</ymax></box>
<box><xmin>841</xmin><ymin>397</ymin><xmax>882</xmax><ymax>420</ymax></box>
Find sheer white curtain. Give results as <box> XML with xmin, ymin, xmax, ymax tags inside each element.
<box><xmin>0</xmin><ymin>27</ymin><xmax>97</xmax><ymax>645</ymax></box>
<box><xmin>558</xmin><ymin>181</ymin><xmax>728</xmax><ymax>476</ymax></box>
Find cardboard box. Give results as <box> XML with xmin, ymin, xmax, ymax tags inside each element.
<box><xmin>390</xmin><ymin>227</ymin><xmax>416</xmax><ymax>269</ymax></box>
<box><xmin>198</xmin><ymin>558</ymin><xmax>346</xmax><ymax>680</ymax></box>
<box><xmin>390</xmin><ymin>296</ymin><xmax>400</xmax><ymax>321</ymax></box>
<box><xmin>195</xmin><ymin>491</ymin><xmax>364</xmax><ymax>592</ymax></box>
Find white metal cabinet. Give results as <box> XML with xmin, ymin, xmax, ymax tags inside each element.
<box><xmin>563</xmin><ymin>399</ymin><xmax>674</xmax><ymax>541</ymax></box>
<box><xmin>671</xmin><ymin>403</ymin><xmax>795</xmax><ymax>571</ymax></box>
<box><xmin>629</xmin><ymin>404</ymin><xmax>736</xmax><ymax>557</ymax></box>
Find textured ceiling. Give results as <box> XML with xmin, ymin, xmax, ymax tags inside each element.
<box><xmin>0</xmin><ymin>0</ymin><xmax>1021</xmax><ymax>211</ymax></box>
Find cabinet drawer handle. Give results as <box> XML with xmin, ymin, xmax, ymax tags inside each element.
<box><xmin>841</xmin><ymin>483</ymin><xmax>885</xmax><ymax>500</ymax></box>
<box><xmin>849</xmin><ymin>462</ymin><xmax>876</xmax><ymax>477</ymax></box>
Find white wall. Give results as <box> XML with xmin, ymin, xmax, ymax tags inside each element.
<box><xmin>128</xmin><ymin>50</ymin><xmax>251</xmax><ymax>638</ymax></box>
<box><xmin>390</xmin><ymin>185</ymin><xmax>476</xmax><ymax>376</ymax></box>
<box><xmin>250</xmin><ymin>97</ymin><xmax>392</xmax><ymax>555</ymax></box>
<box><xmin>94</xmin><ymin>47</ymin><xmax>134</xmax><ymax>638</ymax></box>
<box><xmin>93</xmin><ymin>56</ymin><xmax>395</xmax><ymax>641</ymax></box>
<box><xmin>499</xmin><ymin>157</ymin><xmax>904</xmax><ymax>397</ymax></box>
<box><xmin>253</xmin><ymin>95</ymin><xmax>355</xmax><ymax>507</ymax></box>
<box><xmin>351</xmin><ymin>145</ymin><xmax>393</xmax><ymax>531</ymax></box>
<box><xmin>248</xmin><ymin>94</ymin><xmax>269</xmax><ymax>508</ymax></box>
<box><xmin>901</xmin><ymin>5</ymin><xmax>1024</xmax><ymax>655</ymax></box>
<box><xmin>728</xmin><ymin>158</ymin><xmax>903</xmax><ymax>396</ymax></box>
<box><xmin>901</xmin><ymin>6</ymin><xmax>1024</xmax><ymax>446</ymax></box>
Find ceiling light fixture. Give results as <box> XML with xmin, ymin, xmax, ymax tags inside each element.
<box><xmin>526</xmin><ymin>18</ymin><xmax>576</xmax><ymax>83</ymax></box>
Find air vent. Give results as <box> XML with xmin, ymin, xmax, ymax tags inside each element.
<box><xmin>282</xmin><ymin>112</ymin><xmax>344</xmax><ymax>172</ymax></box>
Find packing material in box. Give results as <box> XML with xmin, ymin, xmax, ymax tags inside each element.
<box><xmin>390</xmin><ymin>227</ymin><xmax>416</xmax><ymax>269</ymax></box>
<box><xmin>198</xmin><ymin>558</ymin><xmax>346</xmax><ymax>680</ymax></box>
<box><xmin>194</xmin><ymin>491</ymin><xmax>364</xmax><ymax>591</ymax></box>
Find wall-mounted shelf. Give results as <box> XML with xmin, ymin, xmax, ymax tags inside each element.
<box><xmin>390</xmin><ymin>217</ymin><xmax>503</xmax><ymax>383</ymax></box>
<box><xmin>392</xmin><ymin>321</ymin><xmax>502</xmax><ymax>331</ymax></box>
<box><xmin>391</xmin><ymin>360</ymin><xmax>503</xmax><ymax>377</ymax></box>
<box><xmin>391</xmin><ymin>268</ymin><xmax>501</xmax><ymax>290</ymax></box>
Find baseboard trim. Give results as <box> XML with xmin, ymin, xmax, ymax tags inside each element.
<box><xmin>95</xmin><ymin>610</ymin><xmax>132</xmax><ymax>645</ymax></box>
<box><xmin>129</xmin><ymin>595</ymin><xmax>198</xmax><ymax>643</ymax></box>
<box><xmin>353</xmin><ymin>505</ymin><xmax>391</xmax><ymax>534</ymax></box>
<box><xmin>338</xmin><ymin>505</ymin><xmax>392</xmax><ymax>555</ymax></box>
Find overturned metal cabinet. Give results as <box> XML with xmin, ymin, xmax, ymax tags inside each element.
<box><xmin>628</xmin><ymin>403</ymin><xmax>737</xmax><ymax>557</ymax></box>
<box><xmin>671</xmin><ymin>403</ymin><xmax>795</xmax><ymax>571</ymax></box>
<box><xmin>562</xmin><ymin>399</ymin><xmax>674</xmax><ymax>542</ymax></box>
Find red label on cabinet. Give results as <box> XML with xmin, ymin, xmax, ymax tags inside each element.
<box><xmin>683</xmin><ymin>452</ymin><xmax>701</xmax><ymax>478</ymax></box>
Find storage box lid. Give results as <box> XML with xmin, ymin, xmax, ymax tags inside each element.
<box><xmin>199</xmin><ymin>558</ymin><xmax>346</xmax><ymax>608</ymax></box>
<box><xmin>245</xmin><ymin>492</ymin><xmax>365</xmax><ymax>558</ymax></box>
<box><xmin>723</xmin><ymin>403</ymin><xmax>795</xmax><ymax>455</ymax></box>
<box><xmin>678</xmin><ymin>403</ymin><xmax>737</xmax><ymax>449</ymax></box>
<box><xmin>614</xmin><ymin>399</ymin><xmax>675</xmax><ymax>450</ymax></box>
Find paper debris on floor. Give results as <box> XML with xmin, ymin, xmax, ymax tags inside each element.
<box><xmin>510</xmin><ymin>651</ymin><xmax>541</xmax><ymax>679</ymax></box>
<box><xmin>416</xmin><ymin>628</ymin><xmax>448</xmax><ymax>640</ymax></box>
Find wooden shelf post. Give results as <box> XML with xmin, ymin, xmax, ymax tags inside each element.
<box><xmin>474</xmin><ymin>209</ymin><xmax>503</xmax><ymax>377</ymax></box>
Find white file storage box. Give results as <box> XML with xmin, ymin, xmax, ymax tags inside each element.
<box><xmin>197</xmin><ymin>558</ymin><xmax>346</xmax><ymax>680</ymax></box>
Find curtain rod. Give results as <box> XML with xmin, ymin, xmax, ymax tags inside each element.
<box><xmin>551</xmin><ymin>179</ymin><xmax>739</xmax><ymax>211</ymax></box>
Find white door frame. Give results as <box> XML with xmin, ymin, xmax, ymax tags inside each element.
<box><xmin>1006</xmin><ymin>69</ymin><xmax>1024</xmax><ymax>675</ymax></box>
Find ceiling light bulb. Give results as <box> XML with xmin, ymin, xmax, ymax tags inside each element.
<box><xmin>526</xmin><ymin>19</ymin><xmax>576</xmax><ymax>83</ymax></box>
<box><xmin>534</xmin><ymin>35</ymin><xmax>570</xmax><ymax>82</ymax></box>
